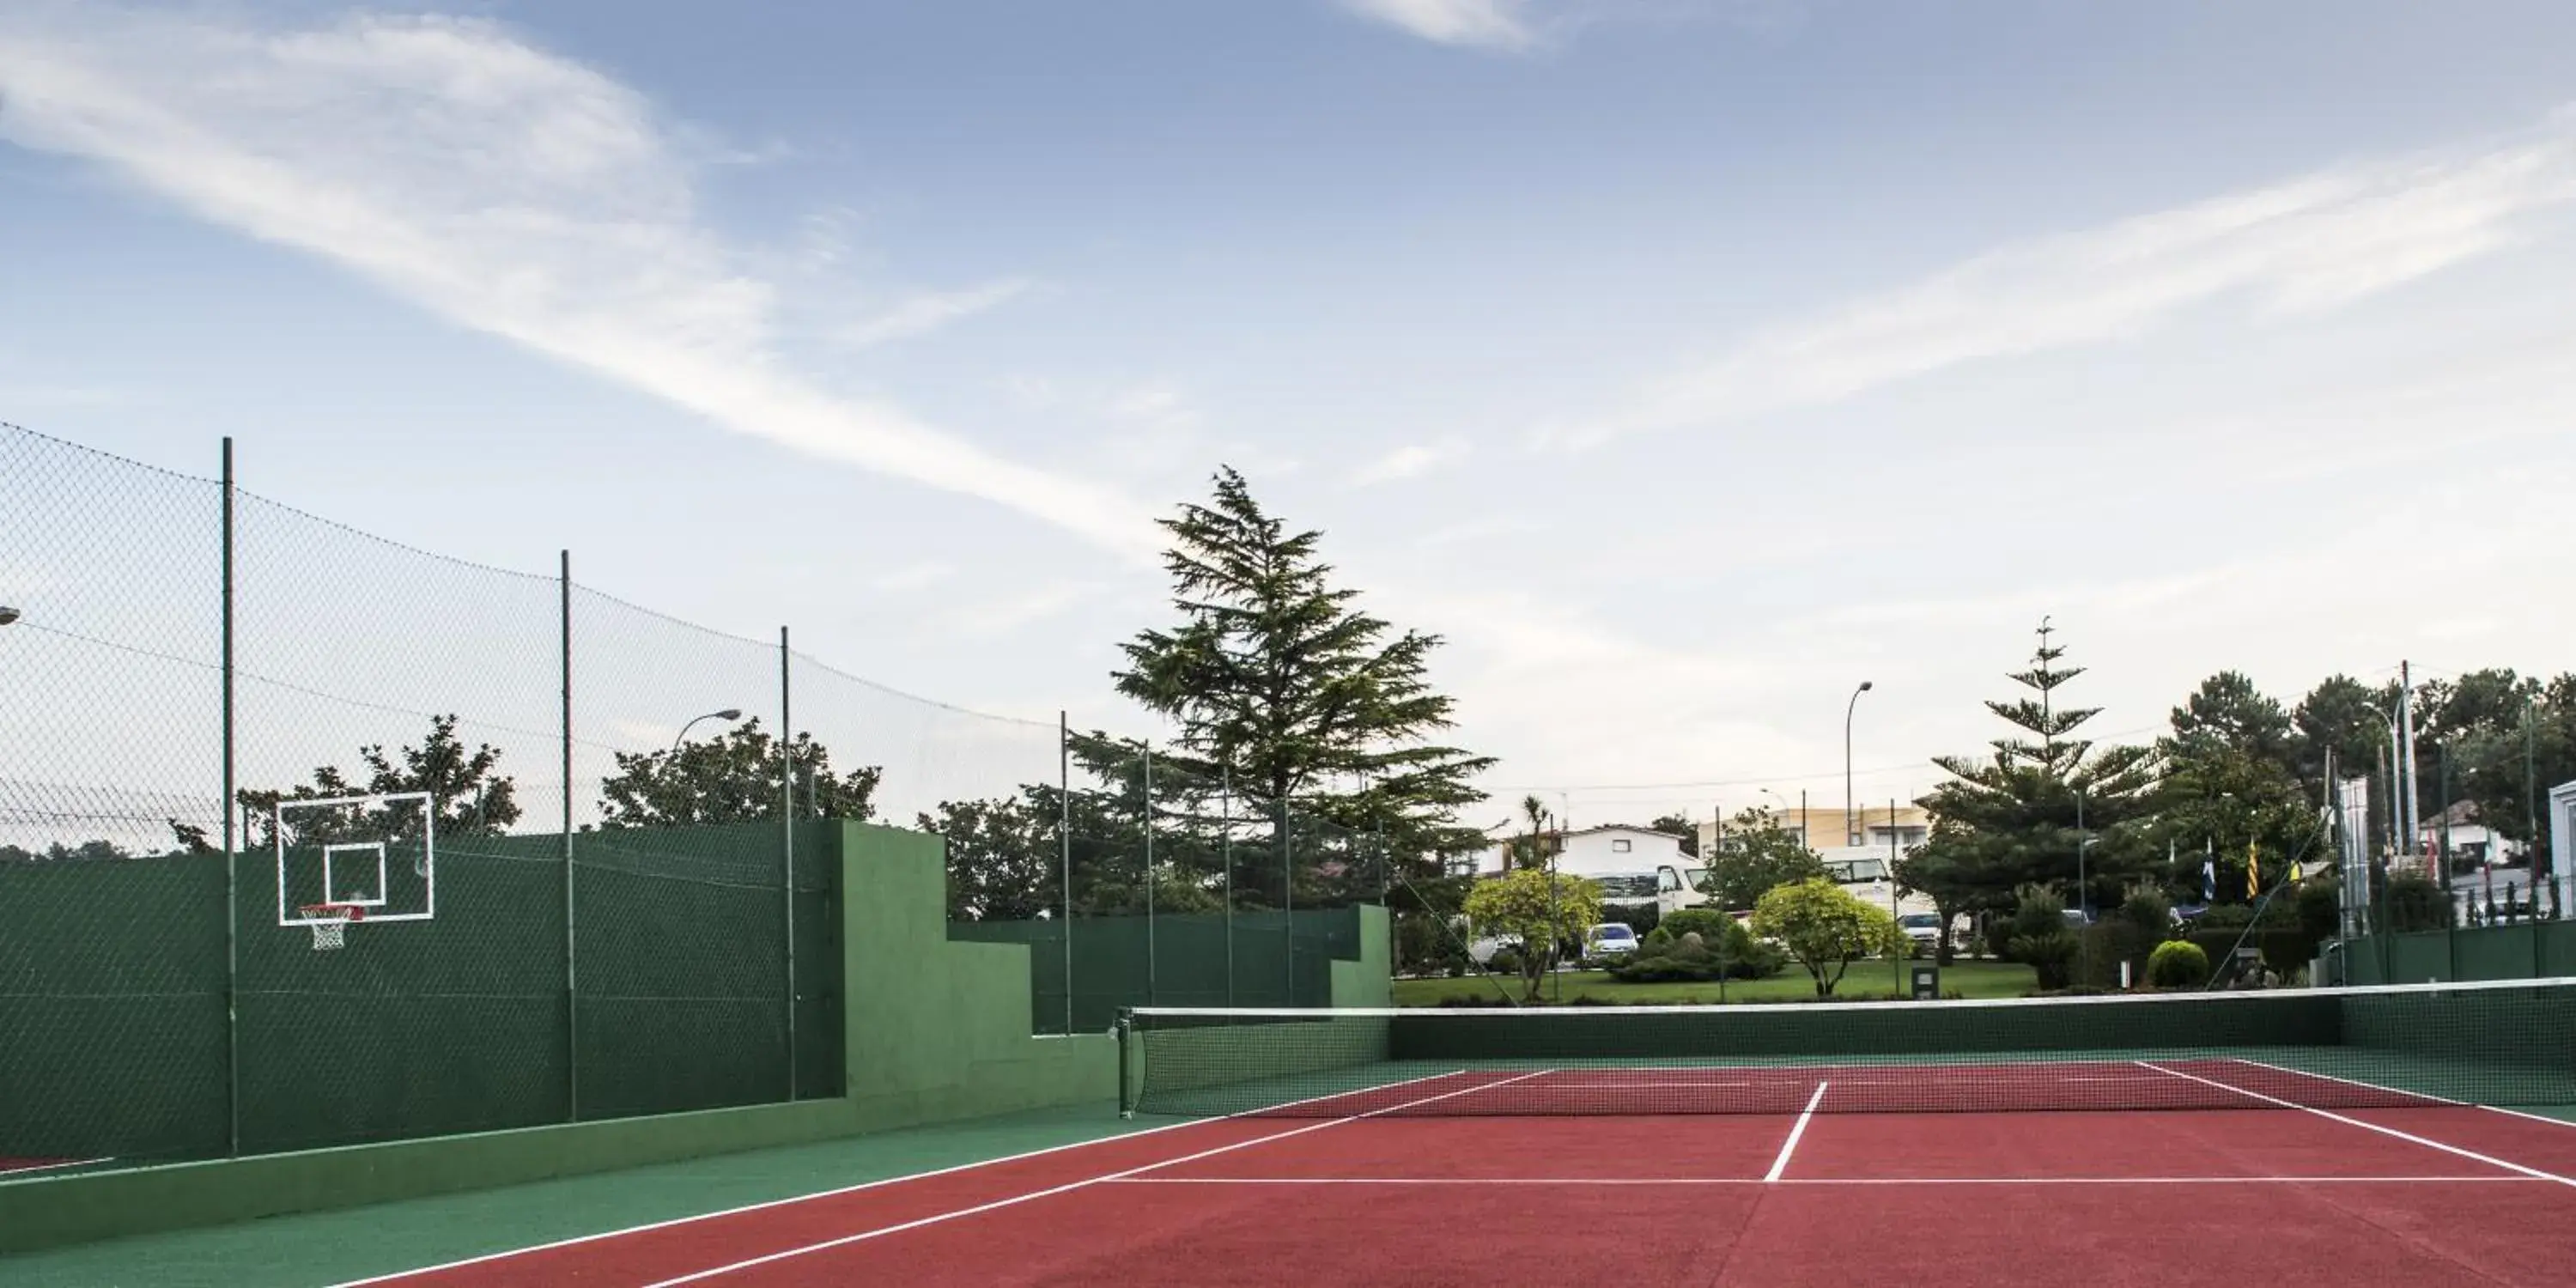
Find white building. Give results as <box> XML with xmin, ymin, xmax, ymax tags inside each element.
<box><xmin>1478</xmin><ymin>824</ymin><xmax>1691</xmax><ymax>878</ymax></box>
<box><xmin>2552</xmin><ymin>780</ymin><xmax>2576</xmax><ymax>909</ymax></box>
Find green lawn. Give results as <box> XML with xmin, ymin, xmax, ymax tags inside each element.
<box><xmin>1390</xmin><ymin>958</ymin><xmax>2038</xmax><ymax>1006</ymax></box>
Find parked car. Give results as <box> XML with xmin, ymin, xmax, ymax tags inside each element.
<box><xmin>1467</xmin><ymin>933</ymin><xmax>1522</xmax><ymax>967</ymax></box>
<box><xmin>1897</xmin><ymin>911</ymin><xmax>1945</xmax><ymax>955</ymax></box>
<box><xmin>1583</xmin><ymin>922</ymin><xmax>1640</xmax><ymax>963</ymax></box>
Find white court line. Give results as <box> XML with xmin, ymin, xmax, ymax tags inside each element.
<box><xmin>1109</xmin><ymin>1174</ymin><xmax>2542</xmax><ymax>1187</ymax></box>
<box><xmin>2219</xmin><ymin>1057</ymin><xmax>2464</xmax><ymax>1107</ymax></box>
<box><xmin>0</xmin><ymin>1157</ymin><xmax>110</xmax><ymax>1178</ymax></box>
<box><xmin>635</xmin><ymin>1070</ymin><xmax>1558</xmax><ymax>1287</ymax></box>
<box><xmin>2220</xmin><ymin>1056</ymin><xmax>2576</xmax><ymax>1133</ymax></box>
<box><xmin>1763</xmin><ymin>1082</ymin><xmax>1827</xmax><ymax>1183</ymax></box>
<box><xmin>330</xmin><ymin>1068</ymin><xmax>1481</xmax><ymax>1288</ymax></box>
<box><xmin>2136</xmin><ymin>1060</ymin><xmax>2576</xmax><ymax>1189</ymax></box>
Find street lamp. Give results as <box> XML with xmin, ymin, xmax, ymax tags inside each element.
<box><xmin>671</xmin><ymin>708</ymin><xmax>743</xmax><ymax>754</ymax></box>
<box><xmin>1844</xmin><ymin>682</ymin><xmax>1874</xmax><ymax>847</ymax></box>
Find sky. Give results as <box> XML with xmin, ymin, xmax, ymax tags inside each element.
<box><xmin>5</xmin><ymin>0</ymin><xmax>2576</xmax><ymax>833</ymax></box>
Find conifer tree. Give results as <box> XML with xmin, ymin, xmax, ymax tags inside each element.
<box><xmin>1113</xmin><ymin>467</ymin><xmax>1494</xmax><ymax>898</ymax></box>
<box><xmin>1917</xmin><ymin>620</ymin><xmax>2161</xmax><ymax>916</ymax></box>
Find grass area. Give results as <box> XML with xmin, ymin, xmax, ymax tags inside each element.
<box><xmin>1390</xmin><ymin>958</ymin><xmax>2039</xmax><ymax>1006</ymax></box>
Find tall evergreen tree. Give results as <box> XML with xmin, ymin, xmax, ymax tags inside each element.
<box><xmin>1918</xmin><ymin>620</ymin><xmax>2162</xmax><ymax>916</ymax></box>
<box><xmin>2158</xmin><ymin>672</ymin><xmax>2317</xmax><ymax>896</ymax></box>
<box><xmin>1113</xmin><ymin>468</ymin><xmax>1495</xmax><ymax>890</ymax></box>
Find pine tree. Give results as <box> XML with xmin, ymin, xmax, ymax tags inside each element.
<box><xmin>1113</xmin><ymin>467</ymin><xmax>1494</xmax><ymax>900</ymax></box>
<box><xmin>1918</xmin><ymin>620</ymin><xmax>2161</xmax><ymax>918</ymax></box>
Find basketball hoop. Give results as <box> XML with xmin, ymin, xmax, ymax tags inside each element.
<box><xmin>298</xmin><ymin>902</ymin><xmax>366</xmax><ymax>951</ymax></box>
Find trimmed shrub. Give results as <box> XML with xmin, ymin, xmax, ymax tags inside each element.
<box><xmin>2147</xmin><ymin>939</ymin><xmax>2209</xmax><ymax>988</ymax></box>
<box><xmin>2381</xmin><ymin>872</ymin><xmax>2447</xmax><ymax>933</ymax></box>
<box><xmin>1661</xmin><ymin>908</ymin><xmax>1732</xmax><ymax>943</ymax></box>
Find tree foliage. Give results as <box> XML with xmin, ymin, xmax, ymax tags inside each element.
<box><xmin>1918</xmin><ymin>623</ymin><xmax>2161</xmax><ymax>920</ymax></box>
<box><xmin>1749</xmin><ymin>877</ymin><xmax>1908</xmax><ymax>997</ymax></box>
<box><xmin>236</xmin><ymin>714</ymin><xmax>519</xmax><ymax>847</ymax></box>
<box><xmin>1462</xmin><ymin>867</ymin><xmax>1603</xmax><ymax>1002</ymax></box>
<box><xmin>598</xmin><ymin>717</ymin><xmax>878</xmax><ymax>829</ymax></box>
<box><xmin>1112</xmin><ymin>467</ymin><xmax>1496</xmax><ymax>884</ymax></box>
<box><xmin>921</xmin><ymin>796</ymin><xmax>1055</xmax><ymax>921</ymax></box>
<box><xmin>1697</xmin><ymin>806</ymin><xmax>1825</xmax><ymax>912</ymax></box>
<box><xmin>1648</xmin><ymin>812</ymin><xmax>1700</xmax><ymax>858</ymax></box>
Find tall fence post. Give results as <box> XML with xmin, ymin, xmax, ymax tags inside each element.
<box><xmin>220</xmin><ymin>436</ymin><xmax>240</xmax><ymax>1157</ymax></box>
<box><xmin>780</xmin><ymin>626</ymin><xmax>796</xmax><ymax>1100</ymax></box>
<box><xmin>560</xmin><ymin>550</ymin><xmax>577</xmax><ymax>1121</ymax></box>
<box><xmin>1222</xmin><ymin>766</ymin><xmax>1233</xmax><ymax>1009</ymax></box>
<box><xmin>1281</xmin><ymin>795</ymin><xmax>1293</xmax><ymax>1002</ymax></box>
<box><xmin>1143</xmin><ymin>739</ymin><xmax>1155</xmax><ymax>1007</ymax></box>
<box><xmin>1059</xmin><ymin>712</ymin><xmax>1072</xmax><ymax>1036</ymax></box>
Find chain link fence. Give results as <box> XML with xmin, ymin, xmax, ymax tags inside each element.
<box><xmin>0</xmin><ymin>422</ymin><xmax>1396</xmax><ymax>1177</ymax></box>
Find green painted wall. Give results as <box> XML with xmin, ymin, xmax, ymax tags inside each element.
<box><xmin>0</xmin><ymin>820</ymin><xmax>1389</xmax><ymax>1257</ymax></box>
<box><xmin>949</xmin><ymin>903</ymin><xmax>1381</xmax><ymax>1032</ymax></box>
<box><xmin>2340</xmin><ymin>923</ymin><xmax>2576</xmax><ymax>986</ymax></box>
<box><xmin>839</xmin><ymin>823</ymin><xmax>1117</xmax><ymax>1129</ymax></box>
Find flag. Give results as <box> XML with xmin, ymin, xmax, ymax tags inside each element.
<box><xmin>2288</xmin><ymin>860</ymin><xmax>2304</xmax><ymax>884</ymax></box>
<box><xmin>2202</xmin><ymin>858</ymin><xmax>2216</xmax><ymax>902</ymax></box>
<box><xmin>2246</xmin><ymin>840</ymin><xmax>2261</xmax><ymax>898</ymax></box>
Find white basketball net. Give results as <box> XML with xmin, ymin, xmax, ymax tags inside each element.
<box><xmin>302</xmin><ymin>905</ymin><xmax>355</xmax><ymax>951</ymax></box>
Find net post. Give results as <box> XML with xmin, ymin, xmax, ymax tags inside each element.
<box><xmin>220</xmin><ymin>434</ymin><xmax>240</xmax><ymax>1157</ymax></box>
<box><xmin>1116</xmin><ymin>1007</ymin><xmax>1135</xmax><ymax>1118</ymax></box>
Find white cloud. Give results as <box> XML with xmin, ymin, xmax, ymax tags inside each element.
<box><xmin>945</xmin><ymin>580</ymin><xmax>1103</xmax><ymax>637</ymax></box>
<box><xmin>0</xmin><ymin>7</ymin><xmax>1157</xmax><ymax>555</ymax></box>
<box><xmin>834</xmin><ymin>278</ymin><xmax>1032</xmax><ymax>350</ymax></box>
<box><xmin>1562</xmin><ymin>115</ymin><xmax>2576</xmax><ymax>448</ymax></box>
<box><xmin>1339</xmin><ymin>0</ymin><xmax>1539</xmax><ymax>51</ymax></box>
<box><xmin>868</xmin><ymin>561</ymin><xmax>955</xmax><ymax>593</ymax></box>
<box><xmin>1349</xmin><ymin>436</ymin><xmax>1471</xmax><ymax>486</ymax></box>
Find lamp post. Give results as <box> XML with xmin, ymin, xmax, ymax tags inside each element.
<box><xmin>1844</xmin><ymin>682</ymin><xmax>1874</xmax><ymax>848</ymax></box>
<box><xmin>671</xmin><ymin>708</ymin><xmax>743</xmax><ymax>754</ymax></box>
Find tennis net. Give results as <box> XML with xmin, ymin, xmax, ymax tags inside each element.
<box><xmin>1119</xmin><ymin>978</ymin><xmax>2576</xmax><ymax>1117</ymax></box>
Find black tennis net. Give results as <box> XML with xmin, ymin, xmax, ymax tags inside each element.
<box><xmin>1119</xmin><ymin>978</ymin><xmax>2576</xmax><ymax>1117</ymax></box>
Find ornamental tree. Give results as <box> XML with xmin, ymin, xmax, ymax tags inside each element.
<box><xmin>1462</xmin><ymin>867</ymin><xmax>1603</xmax><ymax>1002</ymax></box>
<box><xmin>1749</xmin><ymin>877</ymin><xmax>1910</xmax><ymax>997</ymax></box>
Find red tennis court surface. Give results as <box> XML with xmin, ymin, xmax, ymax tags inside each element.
<box><xmin>341</xmin><ymin>1065</ymin><xmax>2576</xmax><ymax>1287</ymax></box>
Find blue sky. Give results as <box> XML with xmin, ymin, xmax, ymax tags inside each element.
<box><xmin>6</xmin><ymin>1</ymin><xmax>2576</xmax><ymax>828</ymax></box>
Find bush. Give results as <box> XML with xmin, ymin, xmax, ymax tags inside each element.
<box><xmin>2147</xmin><ymin>939</ymin><xmax>2209</xmax><ymax>988</ymax></box>
<box><xmin>2380</xmin><ymin>872</ymin><xmax>2448</xmax><ymax>933</ymax></box>
<box><xmin>1643</xmin><ymin>925</ymin><xmax>1674</xmax><ymax>949</ymax></box>
<box><xmin>1602</xmin><ymin>917</ymin><xmax>1788</xmax><ymax>982</ymax></box>
<box><xmin>1488</xmin><ymin>947</ymin><xmax>1523</xmax><ymax>977</ymax></box>
<box><xmin>2115</xmin><ymin>884</ymin><xmax>2170</xmax><ymax>939</ymax></box>
<box><xmin>2009</xmin><ymin>929</ymin><xmax>2081</xmax><ymax>990</ymax></box>
<box><xmin>2078</xmin><ymin>920</ymin><xmax>2150</xmax><ymax>989</ymax></box>
<box><xmin>2295</xmin><ymin>878</ymin><xmax>2340</xmax><ymax>944</ymax></box>
<box><xmin>1660</xmin><ymin>908</ymin><xmax>1732</xmax><ymax>943</ymax></box>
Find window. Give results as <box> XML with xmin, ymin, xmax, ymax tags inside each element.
<box><xmin>1611</xmin><ymin>838</ymin><xmax>1632</xmax><ymax>853</ymax></box>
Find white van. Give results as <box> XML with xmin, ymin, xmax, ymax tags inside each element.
<box><xmin>1591</xmin><ymin>865</ymin><xmax>1714</xmax><ymax>923</ymax></box>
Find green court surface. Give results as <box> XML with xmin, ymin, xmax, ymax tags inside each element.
<box><xmin>0</xmin><ymin>1102</ymin><xmax>1151</xmax><ymax>1288</ymax></box>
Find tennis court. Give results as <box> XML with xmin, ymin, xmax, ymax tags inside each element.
<box><xmin>301</xmin><ymin>981</ymin><xmax>2576</xmax><ymax>1286</ymax></box>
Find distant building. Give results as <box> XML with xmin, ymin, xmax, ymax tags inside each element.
<box><xmin>2416</xmin><ymin>799</ymin><xmax>2527</xmax><ymax>873</ymax></box>
<box><xmin>2552</xmin><ymin>781</ymin><xmax>2575</xmax><ymax>894</ymax></box>
<box><xmin>1697</xmin><ymin>805</ymin><xmax>1928</xmax><ymax>860</ymax></box>
<box><xmin>1478</xmin><ymin>824</ymin><xmax>1691</xmax><ymax>878</ymax></box>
